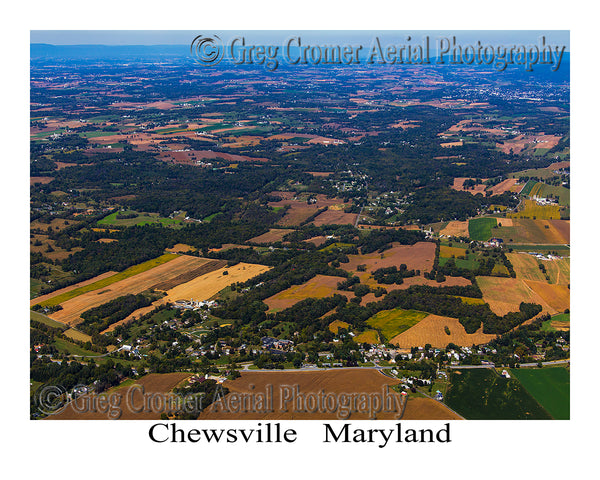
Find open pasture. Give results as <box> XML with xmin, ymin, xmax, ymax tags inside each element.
<box><xmin>494</xmin><ymin>219</ymin><xmax>569</xmax><ymax>244</ymax></box>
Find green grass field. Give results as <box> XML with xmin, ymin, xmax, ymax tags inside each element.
<box><xmin>468</xmin><ymin>217</ymin><xmax>497</xmax><ymax>241</ymax></box>
<box><xmin>98</xmin><ymin>210</ymin><xmax>181</xmax><ymax>227</ymax></box>
<box><xmin>438</xmin><ymin>256</ymin><xmax>480</xmax><ymax>270</ymax></box>
<box><xmin>445</xmin><ymin>368</ymin><xmax>552</xmax><ymax>419</ymax></box>
<box><xmin>509</xmin><ymin>367</ymin><xmax>569</xmax><ymax>419</ymax></box>
<box><xmin>35</xmin><ymin>253</ymin><xmax>178</xmax><ymax>307</ymax></box>
<box><xmin>366</xmin><ymin>308</ymin><xmax>428</xmax><ymax>341</ymax></box>
<box><xmin>30</xmin><ymin>311</ymin><xmax>67</xmax><ymax>330</ymax></box>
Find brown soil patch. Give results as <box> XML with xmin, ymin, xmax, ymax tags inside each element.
<box><xmin>247</xmin><ymin>228</ymin><xmax>292</xmax><ymax>244</ymax></box>
<box><xmin>197</xmin><ymin>370</ymin><xmax>405</xmax><ymax>420</ymax></box>
<box><xmin>390</xmin><ymin>314</ymin><xmax>496</xmax><ymax>348</ymax></box>
<box><xmin>304</xmin><ymin>236</ymin><xmax>328</xmax><ymax>247</ymax></box>
<box><xmin>30</xmin><ymin>176</ymin><xmax>54</xmax><ymax>185</ymax></box>
<box><xmin>441</xmin><ymin>141</ymin><xmax>463</xmax><ymax>148</ymax></box>
<box><xmin>548</xmin><ymin>161</ymin><xmax>570</xmax><ymax>170</ymax></box>
<box><xmin>312</xmin><ymin>209</ymin><xmax>358</xmax><ymax>226</ymax></box>
<box><xmin>47</xmin><ymin>373</ymin><xmax>193</xmax><ymax>420</ymax></box>
<box><xmin>97</xmin><ymin>238</ymin><xmax>117</xmax><ymax>243</ymax></box>
<box><xmin>402</xmin><ymin>396</ymin><xmax>463</xmax><ymax>420</ymax></box>
<box><xmin>488</xmin><ymin>178</ymin><xmax>519</xmax><ymax>196</ymax></box>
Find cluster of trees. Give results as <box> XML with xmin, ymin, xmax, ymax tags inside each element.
<box><xmin>372</xmin><ymin>265</ymin><xmax>417</xmax><ymax>284</ymax></box>
<box><xmin>79</xmin><ymin>293</ymin><xmax>157</xmax><ymax>335</ymax></box>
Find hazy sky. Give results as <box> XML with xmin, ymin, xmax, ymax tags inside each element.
<box><xmin>31</xmin><ymin>30</ymin><xmax>570</xmax><ymax>49</ymax></box>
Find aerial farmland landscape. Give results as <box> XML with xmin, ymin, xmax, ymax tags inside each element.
<box><xmin>30</xmin><ymin>31</ymin><xmax>570</xmax><ymax>422</ymax></box>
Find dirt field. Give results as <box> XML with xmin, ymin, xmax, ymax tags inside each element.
<box><xmin>30</xmin><ymin>176</ymin><xmax>55</xmax><ymax>185</ymax></box>
<box><xmin>47</xmin><ymin>255</ymin><xmax>214</xmax><ymax>325</ymax></box>
<box><xmin>342</xmin><ymin>242</ymin><xmax>436</xmax><ymax>276</ymax></box>
<box><xmin>402</xmin><ymin>396</ymin><xmax>463</xmax><ymax>420</ymax></box>
<box><xmin>390</xmin><ymin>314</ymin><xmax>496</xmax><ymax>348</ymax></box>
<box><xmin>247</xmin><ymin>228</ymin><xmax>292</xmax><ymax>244</ymax></box>
<box><xmin>439</xmin><ymin>221</ymin><xmax>470</xmax><ymax>237</ymax></box>
<box><xmin>451</xmin><ymin>177</ymin><xmax>487</xmax><ymax>195</ymax></box>
<box><xmin>197</xmin><ymin>370</ymin><xmax>406</xmax><ymax>420</ymax></box>
<box><xmin>264</xmin><ymin>275</ymin><xmax>347</xmax><ymax>312</ymax></box>
<box><xmin>304</xmin><ymin>236</ymin><xmax>328</xmax><ymax>247</ymax></box>
<box><xmin>311</xmin><ymin>209</ymin><xmax>358</xmax><ymax>226</ymax></box>
<box><xmin>30</xmin><ymin>270</ymin><xmax>118</xmax><ymax>306</ymax></box>
<box><xmin>46</xmin><ymin>373</ymin><xmax>192</xmax><ymax>420</ymax></box>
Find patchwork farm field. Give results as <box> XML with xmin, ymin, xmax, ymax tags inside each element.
<box><xmin>33</xmin><ymin>253</ymin><xmax>179</xmax><ymax>308</ymax></box>
<box><xmin>390</xmin><ymin>314</ymin><xmax>496</xmax><ymax>348</ymax></box>
<box><xmin>43</xmin><ymin>255</ymin><xmax>218</xmax><ymax>325</ymax></box>
<box><xmin>445</xmin><ymin>368</ymin><xmax>552</xmax><ymax>419</ymax></box>
<box><xmin>509</xmin><ymin>367</ymin><xmax>569</xmax><ymax>419</ymax></box>
<box><xmin>354</xmin><ymin>330</ymin><xmax>380</xmax><ymax>344</ymax></box>
<box><xmin>366</xmin><ymin>308</ymin><xmax>428</xmax><ymax>342</ymax></box>
<box><xmin>493</xmin><ymin>219</ymin><xmax>569</xmax><ymax>244</ymax></box>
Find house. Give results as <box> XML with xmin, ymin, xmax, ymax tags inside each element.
<box><xmin>501</xmin><ymin>369</ymin><xmax>511</xmax><ymax>378</ymax></box>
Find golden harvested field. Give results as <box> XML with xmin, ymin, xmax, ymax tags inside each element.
<box><xmin>63</xmin><ymin>329</ymin><xmax>92</xmax><ymax>343</ymax></box>
<box><xmin>328</xmin><ymin>319</ymin><xmax>350</xmax><ymax>333</ymax></box>
<box><xmin>165</xmin><ymin>243</ymin><xmax>197</xmax><ymax>253</ymax></box>
<box><xmin>544</xmin><ymin>257</ymin><xmax>570</xmax><ymax>285</ymax></box>
<box><xmin>439</xmin><ymin>220</ymin><xmax>470</xmax><ymax>237</ymax></box>
<box><xmin>162</xmin><ymin>263</ymin><xmax>271</xmax><ymax>304</ymax></box>
<box><xmin>47</xmin><ymin>373</ymin><xmax>193</xmax><ymax>420</ymax></box>
<box><xmin>402</xmin><ymin>396</ymin><xmax>463</xmax><ymax>420</ymax></box>
<box><xmin>264</xmin><ymin>274</ymin><xmax>346</xmax><ymax>312</ymax></box>
<box><xmin>508</xmin><ymin>199</ymin><xmax>561</xmax><ymax>220</ymax></box>
<box><xmin>47</xmin><ymin>255</ymin><xmax>214</xmax><ymax>326</ymax></box>
<box><xmin>390</xmin><ymin>314</ymin><xmax>496</xmax><ymax>348</ymax></box>
<box><xmin>30</xmin><ymin>176</ymin><xmax>55</xmax><ymax>185</ymax></box>
<box><xmin>247</xmin><ymin>228</ymin><xmax>292</xmax><ymax>244</ymax></box>
<box><xmin>439</xmin><ymin>245</ymin><xmax>467</xmax><ymax>258</ymax></box>
<box><xmin>524</xmin><ymin>280</ymin><xmax>570</xmax><ymax>314</ymax></box>
<box><xmin>197</xmin><ymin>370</ymin><xmax>406</xmax><ymax>420</ymax></box>
<box><xmin>354</xmin><ymin>330</ymin><xmax>380</xmax><ymax>344</ymax></box>
<box><xmin>476</xmin><ymin>276</ymin><xmax>569</xmax><ymax>316</ymax></box>
<box><xmin>30</xmin><ymin>270</ymin><xmax>118</xmax><ymax>306</ymax></box>
<box><xmin>506</xmin><ymin>253</ymin><xmax>547</xmax><ymax>282</ymax></box>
